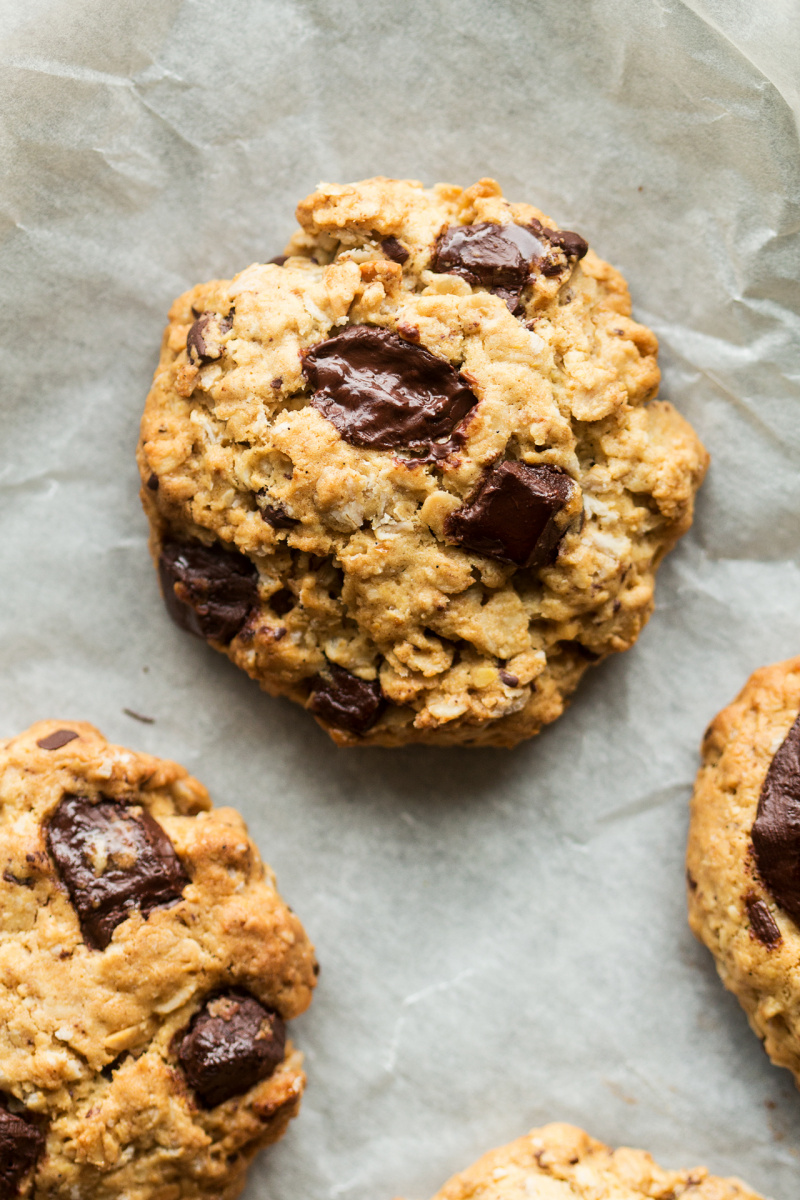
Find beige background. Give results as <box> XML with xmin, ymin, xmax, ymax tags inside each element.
<box><xmin>1</xmin><ymin>1</ymin><xmax>799</xmax><ymax>1197</ymax></box>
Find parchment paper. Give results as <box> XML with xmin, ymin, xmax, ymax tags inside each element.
<box><xmin>2</xmin><ymin>2</ymin><xmax>800</xmax><ymax>1197</ymax></box>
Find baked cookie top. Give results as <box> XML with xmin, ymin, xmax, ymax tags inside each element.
<box><xmin>0</xmin><ymin>721</ymin><xmax>317</xmax><ymax>1199</ymax></box>
<box><xmin>138</xmin><ymin>176</ymin><xmax>708</xmax><ymax>747</ymax></box>
<box><xmin>687</xmin><ymin>655</ymin><xmax>800</xmax><ymax>1088</ymax></box>
<box><xmin>426</xmin><ymin>1122</ymin><xmax>764</xmax><ymax>1200</ymax></box>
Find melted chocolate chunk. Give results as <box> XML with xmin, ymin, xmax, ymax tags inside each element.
<box><xmin>538</xmin><ymin>224</ymin><xmax>589</xmax><ymax>260</ymax></box>
<box><xmin>444</xmin><ymin>462</ymin><xmax>574</xmax><ymax>568</ymax></box>
<box><xmin>380</xmin><ymin>236</ymin><xmax>410</xmax><ymax>264</ymax></box>
<box><xmin>270</xmin><ymin>588</ymin><xmax>294</xmax><ymax>616</ymax></box>
<box><xmin>309</xmin><ymin>663</ymin><xmax>384</xmax><ymax>735</ymax></box>
<box><xmin>269</xmin><ymin>255</ymin><xmax>288</xmax><ymax>266</ymax></box>
<box><xmin>432</xmin><ymin>222</ymin><xmax>546</xmax><ymax>292</ymax></box>
<box><xmin>159</xmin><ymin>540</ymin><xmax>258</xmax><ymax>645</ymax></box>
<box><xmin>36</xmin><ymin>729</ymin><xmax>79</xmax><ymax>751</ymax></box>
<box><xmin>303</xmin><ymin>326</ymin><xmax>478</xmax><ymax>451</ymax></box>
<box><xmin>259</xmin><ymin>500</ymin><xmax>299</xmax><ymax>529</ymax></box>
<box><xmin>146</xmin><ymin>472</ymin><xmax>159</xmax><ymax>491</ymax></box>
<box><xmin>752</xmin><ymin>713</ymin><xmax>800</xmax><ymax>927</ymax></box>
<box><xmin>178</xmin><ymin>992</ymin><xmax>286</xmax><ymax>1107</ymax></box>
<box><xmin>745</xmin><ymin>892</ymin><xmax>782</xmax><ymax>947</ymax></box>
<box><xmin>186</xmin><ymin>312</ymin><xmax>233</xmax><ymax>365</ymax></box>
<box><xmin>0</xmin><ymin>1096</ymin><xmax>44</xmax><ymax>1197</ymax></box>
<box><xmin>46</xmin><ymin>793</ymin><xmax>188</xmax><ymax>950</ymax></box>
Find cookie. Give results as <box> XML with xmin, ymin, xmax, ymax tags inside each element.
<box><xmin>138</xmin><ymin>176</ymin><xmax>708</xmax><ymax>747</ymax></box>
<box><xmin>422</xmin><ymin>1122</ymin><xmax>763</xmax><ymax>1200</ymax></box>
<box><xmin>0</xmin><ymin>721</ymin><xmax>317</xmax><ymax>1199</ymax></box>
<box><xmin>687</xmin><ymin>655</ymin><xmax>800</xmax><ymax>1089</ymax></box>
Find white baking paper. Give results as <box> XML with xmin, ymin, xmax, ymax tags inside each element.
<box><xmin>2</xmin><ymin>1</ymin><xmax>799</xmax><ymax>1196</ymax></box>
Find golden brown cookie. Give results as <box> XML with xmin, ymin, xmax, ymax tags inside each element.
<box><xmin>138</xmin><ymin>176</ymin><xmax>708</xmax><ymax>747</ymax></box>
<box><xmin>687</xmin><ymin>655</ymin><xmax>800</xmax><ymax>1090</ymax></box>
<box><xmin>0</xmin><ymin>721</ymin><xmax>317</xmax><ymax>1199</ymax></box>
<box><xmin>423</xmin><ymin>1122</ymin><xmax>764</xmax><ymax>1200</ymax></box>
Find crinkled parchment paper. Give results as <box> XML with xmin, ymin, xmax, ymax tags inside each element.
<box><xmin>2</xmin><ymin>1</ymin><xmax>800</xmax><ymax>1196</ymax></box>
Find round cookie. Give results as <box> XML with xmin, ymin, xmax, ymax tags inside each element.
<box><xmin>687</xmin><ymin>655</ymin><xmax>800</xmax><ymax>1089</ymax></box>
<box><xmin>0</xmin><ymin>721</ymin><xmax>317</xmax><ymax>1199</ymax></box>
<box><xmin>423</xmin><ymin>1122</ymin><xmax>762</xmax><ymax>1200</ymax></box>
<box><xmin>138</xmin><ymin>176</ymin><xmax>708</xmax><ymax>747</ymax></box>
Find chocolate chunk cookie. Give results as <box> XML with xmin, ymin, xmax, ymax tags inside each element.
<box><xmin>0</xmin><ymin>721</ymin><xmax>317</xmax><ymax>1199</ymax></box>
<box><xmin>421</xmin><ymin>1122</ymin><xmax>763</xmax><ymax>1200</ymax></box>
<box><xmin>687</xmin><ymin>655</ymin><xmax>800</xmax><ymax>1090</ymax></box>
<box><xmin>138</xmin><ymin>176</ymin><xmax>708</xmax><ymax>747</ymax></box>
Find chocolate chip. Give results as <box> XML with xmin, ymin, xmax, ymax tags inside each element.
<box><xmin>0</xmin><ymin>1096</ymin><xmax>44</xmax><ymax>1197</ymax></box>
<box><xmin>752</xmin><ymin>713</ymin><xmax>800</xmax><ymax>927</ymax></box>
<box><xmin>45</xmin><ymin>793</ymin><xmax>188</xmax><ymax>950</ymax></box>
<box><xmin>270</xmin><ymin>588</ymin><xmax>294</xmax><ymax>616</ymax></box>
<box><xmin>159</xmin><ymin>539</ymin><xmax>258</xmax><ymax>645</ymax></box>
<box><xmin>36</xmin><ymin>729</ymin><xmax>79</xmax><ymax>751</ymax></box>
<box><xmin>178</xmin><ymin>992</ymin><xmax>286</xmax><ymax>1107</ymax></box>
<box><xmin>444</xmin><ymin>462</ymin><xmax>575</xmax><ymax>568</ymax></box>
<box><xmin>432</xmin><ymin>222</ymin><xmax>548</xmax><ymax>312</ymax></box>
<box><xmin>303</xmin><ymin>325</ymin><xmax>478</xmax><ymax>451</ymax></box>
<box><xmin>309</xmin><ymin>663</ymin><xmax>384</xmax><ymax>735</ymax></box>
<box><xmin>745</xmin><ymin>892</ymin><xmax>782</xmax><ymax>947</ymax></box>
<box><xmin>380</xmin><ymin>236</ymin><xmax>410</xmax><ymax>264</ymax></box>
<box><xmin>498</xmin><ymin>670</ymin><xmax>519</xmax><ymax>687</ymax></box>
<box><xmin>146</xmin><ymin>472</ymin><xmax>159</xmax><ymax>491</ymax></box>
<box><xmin>258</xmin><ymin>500</ymin><xmax>298</xmax><ymax>529</ymax></box>
<box><xmin>186</xmin><ymin>312</ymin><xmax>233</xmax><ymax>365</ymax></box>
<box><xmin>269</xmin><ymin>255</ymin><xmax>288</xmax><ymax>266</ymax></box>
<box><xmin>540</xmin><ymin>225</ymin><xmax>589</xmax><ymax>260</ymax></box>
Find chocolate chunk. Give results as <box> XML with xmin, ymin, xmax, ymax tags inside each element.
<box><xmin>444</xmin><ymin>462</ymin><xmax>574</xmax><ymax>568</ymax></box>
<box><xmin>498</xmin><ymin>670</ymin><xmax>519</xmax><ymax>687</ymax></box>
<box><xmin>303</xmin><ymin>325</ymin><xmax>478</xmax><ymax>451</ymax></box>
<box><xmin>309</xmin><ymin>663</ymin><xmax>384</xmax><ymax>735</ymax></box>
<box><xmin>432</xmin><ymin>222</ymin><xmax>546</xmax><ymax>292</ymax></box>
<box><xmin>380</xmin><ymin>236</ymin><xmax>410</xmax><ymax>264</ymax></box>
<box><xmin>745</xmin><ymin>892</ymin><xmax>782</xmax><ymax>947</ymax></box>
<box><xmin>36</xmin><ymin>729</ymin><xmax>79</xmax><ymax>751</ymax></box>
<box><xmin>270</xmin><ymin>588</ymin><xmax>294</xmax><ymax>616</ymax></box>
<box><xmin>0</xmin><ymin>1096</ymin><xmax>44</xmax><ymax>1197</ymax></box>
<box><xmin>146</xmin><ymin>472</ymin><xmax>159</xmax><ymax>491</ymax></box>
<box><xmin>258</xmin><ymin>500</ymin><xmax>299</xmax><ymax>529</ymax></box>
<box><xmin>269</xmin><ymin>255</ymin><xmax>288</xmax><ymax>266</ymax></box>
<box><xmin>186</xmin><ymin>312</ymin><xmax>233</xmax><ymax>365</ymax></box>
<box><xmin>540</xmin><ymin>225</ymin><xmax>589</xmax><ymax>260</ymax></box>
<box><xmin>752</xmin><ymin>713</ymin><xmax>800</xmax><ymax>927</ymax></box>
<box><xmin>45</xmin><ymin>793</ymin><xmax>188</xmax><ymax>950</ymax></box>
<box><xmin>159</xmin><ymin>539</ymin><xmax>258</xmax><ymax>645</ymax></box>
<box><xmin>178</xmin><ymin>992</ymin><xmax>286</xmax><ymax>1107</ymax></box>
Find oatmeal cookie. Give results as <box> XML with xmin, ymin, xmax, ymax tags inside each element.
<box><xmin>0</xmin><ymin>721</ymin><xmax>317</xmax><ymax>1199</ymax></box>
<box><xmin>421</xmin><ymin>1122</ymin><xmax>763</xmax><ymax>1200</ymax></box>
<box><xmin>138</xmin><ymin>176</ymin><xmax>708</xmax><ymax>747</ymax></box>
<box><xmin>687</xmin><ymin>655</ymin><xmax>800</xmax><ymax>1089</ymax></box>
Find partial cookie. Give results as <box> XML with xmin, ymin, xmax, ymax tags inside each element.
<box><xmin>421</xmin><ymin>1122</ymin><xmax>763</xmax><ymax>1200</ymax></box>
<box><xmin>687</xmin><ymin>655</ymin><xmax>800</xmax><ymax>1089</ymax></box>
<box><xmin>0</xmin><ymin>721</ymin><xmax>317</xmax><ymax>1199</ymax></box>
<box><xmin>138</xmin><ymin>176</ymin><xmax>708</xmax><ymax>747</ymax></box>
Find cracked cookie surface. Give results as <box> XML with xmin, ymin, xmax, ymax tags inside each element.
<box><xmin>138</xmin><ymin>176</ymin><xmax>708</xmax><ymax>747</ymax></box>
<box><xmin>0</xmin><ymin>721</ymin><xmax>317</xmax><ymax>1199</ymax></box>
<box><xmin>423</xmin><ymin>1122</ymin><xmax>763</xmax><ymax>1200</ymax></box>
<box><xmin>687</xmin><ymin>656</ymin><xmax>800</xmax><ymax>1090</ymax></box>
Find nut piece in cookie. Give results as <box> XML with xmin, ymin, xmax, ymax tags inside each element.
<box><xmin>420</xmin><ymin>1122</ymin><xmax>763</xmax><ymax>1200</ymax></box>
<box><xmin>0</xmin><ymin>720</ymin><xmax>317</xmax><ymax>1199</ymax></box>
<box><xmin>138</xmin><ymin>175</ymin><xmax>708</xmax><ymax>747</ymax></box>
<box><xmin>687</xmin><ymin>655</ymin><xmax>800</xmax><ymax>1090</ymax></box>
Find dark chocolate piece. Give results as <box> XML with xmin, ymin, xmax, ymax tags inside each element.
<box><xmin>444</xmin><ymin>462</ymin><xmax>574</xmax><ymax>568</ymax></box>
<box><xmin>539</xmin><ymin>225</ymin><xmax>589</xmax><ymax>260</ymax></box>
<box><xmin>270</xmin><ymin>588</ymin><xmax>294</xmax><ymax>616</ymax></box>
<box><xmin>752</xmin><ymin>713</ymin><xmax>800</xmax><ymax>927</ymax></box>
<box><xmin>432</xmin><ymin>222</ymin><xmax>545</xmax><ymax>292</ymax></box>
<box><xmin>0</xmin><ymin>1096</ymin><xmax>44</xmax><ymax>1197</ymax></box>
<box><xmin>259</xmin><ymin>500</ymin><xmax>299</xmax><ymax>529</ymax></box>
<box><xmin>269</xmin><ymin>255</ymin><xmax>288</xmax><ymax>266</ymax></box>
<box><xmin>159</xmin><ymin>539</ymin><xmax>258</xmax><ymax>645</ymax></box>
<box><xmin>498</xmin><ymin>670</ymin><xmax>519</xmax><ymax>687</ymax></box>
<box><xmin>380</xmin><ymin>236</ymin><xmax>410</xmax><ymax>264</ymax></box>
<box><xmin>303</xmin><ymin>325</ymin><xmax>478</xmax><ymax>451</ymax></box>
<box><xmin>45</xmin><ymin>793</ymin><xmax>188</xmax><ymax>950</ymax></box>
<box><xmin>146</xmin><ymin>472</ymin><xmax>159</xmax><ymax>491</ymax></box>
<box><xmin>36</xmin><ymin>729</ymin><xmax>79</xmax><ymax>751</ymax></box>
<box><xmin>178</xmin><ymin>992</ymin><xmax>286</xmax><ymax>1107</ymax></box>
<box><xmin>186</xmin><ymin>312</ymin><xmax>233</xmax><ymax>365</ymax></box>
<box><xmin>309</xmin><ymin>663</ymin><xmax>384</xmax><ymax>735</ymax></box>
<box><xmin>745</xmin><ymin>892</ymin><xmax>782</xmax><ymax>947</ymax></box>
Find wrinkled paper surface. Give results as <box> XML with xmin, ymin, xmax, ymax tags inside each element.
<box><xmin>2</xmin><ymin>1</ymin><xmax>800</xmax><ymax>1197</ymax></box>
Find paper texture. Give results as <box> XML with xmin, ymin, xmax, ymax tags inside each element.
<box><xmin>1</xmin><ymin>2</ymin><xmax>799</xmax><ymax>1197</ymax></box>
